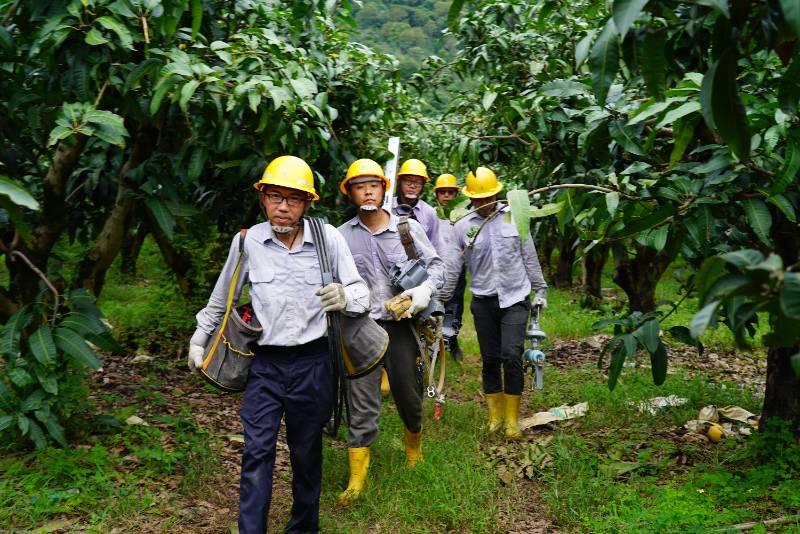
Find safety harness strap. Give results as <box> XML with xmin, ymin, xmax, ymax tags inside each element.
<box><xmin>397</xmin><ymin>215</ymin><xmax>419</xmax><ymax>260</ymax></box>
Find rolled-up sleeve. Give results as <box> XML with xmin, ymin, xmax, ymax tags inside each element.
<box><xmin>190</xmin><ymin>233</ymin><xmax>248</xmax><ymax>347</ymax></box>
<box><xmin>327</xmin><ymin>225</ymin><xmax>370</xmax><ymax>315</ymax></box>
<box><xmin>522</xmin><ymin>233</ymin><xmax>547</xmax><ymax>299</ymax></box>
<box><xmin>408</xmin><ymin>219</ymin><xmax>444</xmax><ymax>295</ymax></box>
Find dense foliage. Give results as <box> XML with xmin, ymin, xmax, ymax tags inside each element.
<box><xmin>0</xmin><ymin>0</ymin><xmax>413</xmax><ymax>447</ymax></box>
<box><xmin>1</xmin><ymin>0</ymin><xmax>799</xmax><ymax>448</ymax></box>
<box><xmin>432</xmin><ymin>0</ymin><xmax>800</xmax><ymax>428</ymax></box>
<box><xmin>353</xmin><ymin>0</ymin><xmax>456</xmax><ymax>76</ymax></box>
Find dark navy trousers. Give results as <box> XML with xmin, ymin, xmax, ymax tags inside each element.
<box><xmin>238</xmin><ymin>339</ymin><xmax>333</xmax><ymax>534</ymax></box>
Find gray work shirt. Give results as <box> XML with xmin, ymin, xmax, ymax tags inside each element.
<box><xmin>392</xmin><ymin>198</ymin><xmax>442</xmax><ymax>253</ymax></box>
<box><xmin>191</xmin><ymin>219</ymin><xmax>370</xmax><ymax>347</ymax></box>
<box><xmin>442</xmin><ymin>207</ymin><xmax>547</xmax><ymax>309</ymax></box>
<box><xmin>338</xmin><ymin>210</ymin><xmax>444</xmax><ymax>321</ymax></box>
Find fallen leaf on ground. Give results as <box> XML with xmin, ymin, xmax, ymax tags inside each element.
<box><xmin>125</xmin><ymin>415</ymin><xmax>148</xmax><ymax>426</ymax></box>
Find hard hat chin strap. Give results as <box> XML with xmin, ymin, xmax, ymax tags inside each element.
<box><xmin>271</xmin><ymin>224</ymin><xmax>296</xmax><ymax>234</ymax></box>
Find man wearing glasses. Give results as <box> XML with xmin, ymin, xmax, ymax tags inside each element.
<box><xmin>392</xmin><ymin>159</ymin><xmax>442</xmax><ymax>249</ymax></box>
<box><xmin>188</xmin><ymin>155</ymin><xmax>369</xmax><ymax>533</ymax></box>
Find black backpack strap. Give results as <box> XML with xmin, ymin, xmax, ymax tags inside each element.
<box><xmin>397</xmin><ymin>215</ymin><xmax>419</xmax><ymax>260</ymax></box>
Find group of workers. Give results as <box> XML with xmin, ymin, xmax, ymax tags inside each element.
<box><xmin>187</xmin><ymin>155</ymin><xmax>548</xmax><ymax>533</ymax></box>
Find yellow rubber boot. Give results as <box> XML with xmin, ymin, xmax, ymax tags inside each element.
<box><xmin>380</xmin><ymin>368</ymin><xmax>390</xmax><ymax>398</ymax></box>
<box><xmin>404</xmin><ymin>427</ymin><xmax>423</xmax><ymax>468</ymax></box>
<box><xmin>504</xmin><ymin>394</ymin><xmax>523</xmax><ymax>440</ymax></box>
<box><xmin>338</xmin><ymin>447</ymin><xmax>370</xmax><ymax>504</ymax></box>
<box><xmin>485</xmin><ymin>392</ymin><xmax>505</xmax><ymax>433</ymax></box>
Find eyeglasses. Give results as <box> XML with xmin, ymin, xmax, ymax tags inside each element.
<box><xmin>403</xmin><ymin>180</ymin><xmax>424</xmax><ymax>188</ymax></box>
<box><xmin>262</xmin><ymin>191</ymin><xmax>309</xmax><ymax>207</ymax></box>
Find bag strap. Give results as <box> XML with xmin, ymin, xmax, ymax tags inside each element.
<box><xmin>397</xmin><ymin>215</ymin><xmax>419</xmax><ymax>260</ymax></box>
<box><xmin>223</xmin><ymin>229</ymin><xmax>248</xmax><ymax>316</ymax></box>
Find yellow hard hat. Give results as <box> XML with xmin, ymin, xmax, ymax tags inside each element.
<box><xmin>434</xmin><ymin>173</ymin><xmax>459</xmax><ymax>191</ymax></box>
<box><xmin>463</xmin><ymin>167</ymin><xmax>503</xmax><ymax>198</ymax></box>
<box><xmin>397</xmin><ymin>159</ymin><xmax>430</xmax><ymax>182</ymax></box>
<box><xmin>253</xmin><ymin>155</ymin><xmax>319</xmax><ymax>201</ymax></box>
<box><xmin>340</xmin><ymin>158</ymin><xmax>390</xmax><ymax>195</ymax></box>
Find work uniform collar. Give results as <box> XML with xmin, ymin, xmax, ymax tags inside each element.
<box><xmin>394</xmin><ymin>197</ymin><xmax>425</xmax><ymax>212</ymax></box>
<box><xmin>348</xmin><ymin>209</ymin><xmax>398</xmax><ymax>234</ymax></box>
<box><xmin>468</xmin><ymin>205</ymin><xmax>508</xmax><ymax>222</ymax></box>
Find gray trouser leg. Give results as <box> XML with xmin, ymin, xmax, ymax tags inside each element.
<box><xmin>345</xmin><ymin>319</ymin><xmax>423</xmax><ymax>447</ymax></box>
<box><xmin>346</xmin><ymin>363</ymin><xmax>382</xmax><ymax>447</ymax></box>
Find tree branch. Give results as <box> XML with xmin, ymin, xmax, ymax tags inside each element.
<box><xmin>9</xmin><ymin>250</ymin><xmax>59</xmax><ymax>324</ymax></box>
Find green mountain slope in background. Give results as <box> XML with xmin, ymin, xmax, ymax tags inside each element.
<box><xmin>353</xmin><ymin>0</ymin><xmax>455</xmax><ymax>76</ymax></box>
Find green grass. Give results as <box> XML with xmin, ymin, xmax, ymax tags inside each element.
<box><xmin>97</xmin><ymin>238</ymin><xmax>200</xmax><ymax>353</ymax></box>
<box><xmin>538</xmin><ymin>419</ymin><xmax>800</xmax><ymax>532</ymax></box>
<box><xmin>522</xmin><ymin>363</ymin><xmax>795</xmax><ymax>532</ymax></box>
<box><xmin>320</xmin><ymin>401</ymin><xmax>501</xmax><ymax>533</ymax></box>
<box><xmin>0</xmin><ymin>407</ymin><xmax>217</xmax><ymax>531</ymax></box>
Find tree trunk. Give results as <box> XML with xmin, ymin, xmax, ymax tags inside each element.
<box><xmin>581</xmin><ymin>244</ymin><xmax>608</xmax><ymax>307</ymax></box>
<box><xmin>611</xmin><ymin>243</ymin><xmax>672</xmax><ymax>313</ymax></box>
<box><xmin>554</xmin><ymin>235</ymin><xmax>577</xmax><ymax>289</ymax></box>
<box><xmin>74</xmin><ymin>128</ymin><xmax>156</xmax><ymax>296</ymax></box>
<box><xmin>146</xmin><ymin>209</ymin><xmax>195</xmax><ymax>297</ymax></box>
<box><xmin>760</xmin><ymin>345</ymin><xmax>800</xmax><ymax>434</ymax></box>
<box><xmin>8</xmin><ymin>136</ymin><xmax>86</xmax><ymax>305</ymax></box>
<box><xmin>120</xmin><ymin>222</ymin><xmax>148</xmax><ymax>276</ymax></box>
<box><xmin>0</xmin><ymin>286</ymin><xmax>19</xmax><ymax>322</ymax></box>
<box><xmin>538</xmin><ymin>232</ymin><xmax>556</xmax><ymax>279</ymax></box>
<box><xmin>760</xmin><ymin>215</ymin><xmax>800</xmax><ymax>434</ymax></box>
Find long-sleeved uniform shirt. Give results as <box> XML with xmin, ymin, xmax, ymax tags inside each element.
<box><xmin>191</xmin><ymin>219</ymin><xmax>369</xmax><ymax>347</ymax></box>
<box><xmin>441</xmin><ymin>207</ymin><xmax>547</xmax><ymax>309</ymax></box>
<box><xmin>338</xmin><ymin>210</ymin><xmax>444</xmax><ymax>321</ymax></box>
<box><xmin>392</xmin><ymin>198</ymin><xmax>442</xmax><ymax>252</ymax></box>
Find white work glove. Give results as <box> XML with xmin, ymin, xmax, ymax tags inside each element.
<box><xmin>401</xmin><ymin>285</ymin><xmax>433</xmax><ymax>316</ymax></box>
<box><xmin>533</xmin><ymin>296</ymin><xmax>547</xmax><ymax>309</ymax></box>
<box><xmin>187</xmin><ymin>343</ymin><xmax>205</xmax><ymax>373</ymax></box>
<box><xmin>316</xmin><ymin>283</ymin><xmax>347</xmax><ymax>312</ymax></box>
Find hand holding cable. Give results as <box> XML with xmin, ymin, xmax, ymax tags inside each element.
<box><xmin>316</xmin><ymin>283</ymin><xmax>347</xmax><ymax>312</ymax></box>
<box><xmin>533</xmin><ymin>296</ymin><xmax>547</xmax><ymax>309</ymax></box>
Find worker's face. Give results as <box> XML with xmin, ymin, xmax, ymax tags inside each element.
<box><xmin>399</xmin><ymin>176</ymin><xmax>425</xmax><ymax>201</ymax></box>
<box><xmin>260</xmin><ymin>185</ymin><xmax>310</xmax><ymax>228</ymax></box>
<box><xmin>435</xmin><ymin>188</ymin><xmax>459</xmax><ymax>206</ymax></box>
<box><xmin>471</xmin><ymin>195</ymin><xmax>497</xmax><ymax>217</ymax></box>
<box><xmin>349</xmin><ymin>180</ymin><xmax>386</xmax><ymax>209</ymax></box>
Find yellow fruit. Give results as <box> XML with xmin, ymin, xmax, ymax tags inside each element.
<box><xmin>707</xmin><ymin>423</ymin><xmax>724</xmax><ymax>442</ymax></box>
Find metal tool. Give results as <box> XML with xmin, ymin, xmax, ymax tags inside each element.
<box><xmin>522</xmin><ymin>305</ymin><xmax>546</xmax><ymax>390</ymax></box>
